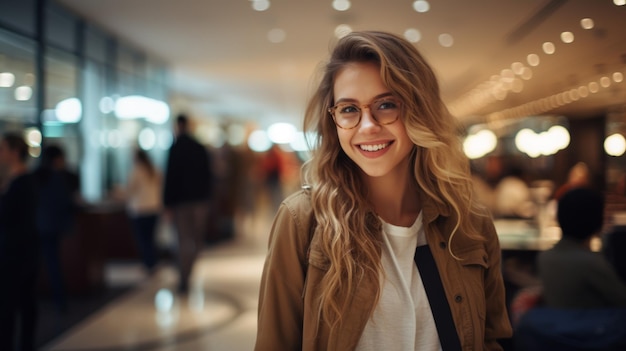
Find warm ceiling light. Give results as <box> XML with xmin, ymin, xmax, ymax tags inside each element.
<box><xmin>511</xmin><ymin>62</ymin><xmax>524</xmax><ymax>75</ymax></box>
<box><xmin>438</xmin><ymin>33</ymin><xmax>454</xmax><ymax>47</ymax></box>
<box><xmin>334</xmin><ymin>24</ymin><xmax>352</xmax><ymax>39</ymax></box>
<box><xmin>613</xmin><ymin>72</ymin><xmax>624</xmax><ymax>83</ymax></box>
<box><xmin>332</xmin><ymin>0</ymin><xmax>351</xmax><ymax>11</ymax></box>
<box><xmin>614</xmin><ymin>0</ymin><xmax>626</xmax><ymax>6</ymax></box>
<box><xmin>542</xmin><ymin>42</ymin><xmax>555</xmax><ymax>54</ymax></box>
<box><xmin>527</xmin><ymin>53</ymin><xmax>540</xmax><ymax>66</ymax></box>
<box><xmin>600</xmin><ymin>76</ymin><xmax>611</xmax><ymax>88</ymax></box>
<box><xmin>520</xmin><ymin>67</ymin><xmax>533</xmax><ymax>80</ymax></box>
<box><xmin>252</xmin><ymin>0</ymin><xmax>270</xmax><ymax>11</ymax></box>
<box><xmin>560</xmin><ymin>31</ymin><xmax>574</xmax><ymax>44</ymax></box>
<box><xmin>588</xmin><ymin>81</ymin><xmax>599</xmax><ymax>93</ymax></box>
<box><xmin>580</xmin><ymin>18</ymin><xmax>594</xmax><ymax>29</ymax></box>
<box><xmin>500</xmin><ymin>69</ymin><xmax>514</xmax><ymax>82</ymax></box>
<box><xmin>605</xmin><ymin>133</ymin><xmax>626</xmax><ymax>156</ymax></box>
<box><xmin>267</xmin><ymin>28</ymin><xmax>286</xmax><ymax>43</ymax></box>
<box><xmin>578</xmin><ymin>85</ymin><xmax>589</xmax><ymax>97</ymax></box>
<box><xmin>404</xmin><ymin>28</ymin><xmax>422</xmax><ymax>43</ymax></box>
<box><xmin>413</xmin><ymin>0</ymin><xmax>430</xmax><ymax>13</ymax></box>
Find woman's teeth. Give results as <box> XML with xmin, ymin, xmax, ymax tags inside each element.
<box><xmin>360</xmin><ymin>143</ymin><xmax>389</xmax><ymax>152</ymax></box>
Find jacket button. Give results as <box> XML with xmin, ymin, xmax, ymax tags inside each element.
<box><xmin>439</xmin><ymin>242</ymin><xmax>447</xmax><ymax>249</ymax></box>
<box><xmin>455</xmin><ymin>295</ymin><xmax>463</xmax><ymax>303</ymax></box>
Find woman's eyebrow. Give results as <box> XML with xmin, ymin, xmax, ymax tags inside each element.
<box><xmin>334</xmin><ymin>92</ymin><xmax>394</xmax><ymax>104</ymax></box>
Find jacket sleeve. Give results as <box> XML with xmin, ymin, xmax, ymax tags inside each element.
<box><xmin>255</xmin><ymin>194</ymin><xmax>311</xmax><ymax>351</ymax></box>
<box><xmin>482</xmin><ymin>216</ymin><xmax>514</xmax><ymax>350</ymax></box>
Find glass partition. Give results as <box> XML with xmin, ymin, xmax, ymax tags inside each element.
<box><xmin>0</xmin><ymin>28</ymin><xmax>38</xmax><ymax>135</ymax></box>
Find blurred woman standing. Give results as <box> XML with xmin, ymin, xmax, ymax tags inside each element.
<box><xmin>127</xmin><ymin>148</ymin><xmax>163</xmax><ymax>273</ymax></box>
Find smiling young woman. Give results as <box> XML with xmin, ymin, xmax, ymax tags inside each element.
<box><xmin>255</xmin><ymin>31</ymin><xmax>512</xmax><ymax>351</ymax></box>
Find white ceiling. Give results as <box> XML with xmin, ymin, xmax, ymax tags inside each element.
<box><xmin>56</xmin><ymin>0</ymin><xmax>626</xmax><ymax>129</ymax></box>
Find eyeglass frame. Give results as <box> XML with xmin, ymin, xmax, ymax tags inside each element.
<box><xmin>327</xmin><ymin>95</ymin><xmax>402</xmax><ymax>129</ymax></box>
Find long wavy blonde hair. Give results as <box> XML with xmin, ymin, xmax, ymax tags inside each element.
<box><xmin>302</xmin><ymin>31</ymin><xmax>484</xmax><ymax>333</ymax></box>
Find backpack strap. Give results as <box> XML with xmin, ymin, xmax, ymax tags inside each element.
<box><xmin>414</xmin><ymin>245</ymin><xmax>462</xmax><ymax>351</ymax></box>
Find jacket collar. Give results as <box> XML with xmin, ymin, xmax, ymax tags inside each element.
<box><xmin>419</xmin><ymin>188</ymin><xmax>451</xmax><ymax>224</ymax></box>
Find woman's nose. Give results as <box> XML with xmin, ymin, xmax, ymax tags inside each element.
<box><xmin>359</xmin><ymin>107</ymin><xmax>381</xmax><ymax>131</ymax></box>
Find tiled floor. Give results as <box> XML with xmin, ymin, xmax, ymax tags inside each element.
<box><xmin>42</xmin><ymin>210</ymin><xmax>274</xmax><ymax>351</ymax></box>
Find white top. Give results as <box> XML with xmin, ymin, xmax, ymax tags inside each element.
<box><xmin>127</xmin><ymin>165</ymin><xmax>162</xmax><ymax>215</ymax></box>
<box><xmin>356</xmin><ymin>212</ymin><xmax>442</xmax><ymax>351</ymax></box>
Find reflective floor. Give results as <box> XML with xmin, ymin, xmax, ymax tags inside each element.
<box><xmin>42</xmin><ymin>210</ymin><xmax>273</xmax><ymax>351</ymax></box>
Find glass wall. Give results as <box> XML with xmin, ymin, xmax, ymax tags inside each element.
<box><xmin>0</xmin><ymin>28</ymin><xmax>37</xmax><ymax>129</ymax></box>
<box><xmin>0</xmin><ymin>0</ymin><xmax>170</xmax><ymax>203</ymax></box>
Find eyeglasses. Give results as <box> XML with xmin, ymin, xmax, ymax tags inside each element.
<box><xmin>328</xmin><ymin>97</ymin><xmax>402</xmax><ymax>129</ymax></box>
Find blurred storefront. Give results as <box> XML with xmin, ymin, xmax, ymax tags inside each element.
<box><xmin>0</xmin><ymin>0</ymin><xmax>171</xmax><ymax>203</ymax></box>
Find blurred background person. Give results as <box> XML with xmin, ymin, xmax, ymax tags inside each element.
<box><xmin>163</xmin><ymin>113</ymin><xmax>214</xmax><ymax>293</ymax></box>
<box><xmin>553</xmin><ymin>162</ymin><xmax>592</xmax><ymax>200</ymax></box>
<box><xmin>494</xmin><ymin>166</ymin><xmax>537</xmax><ymax>219</ymax></box>
<box><xmin>33</xmin><ymin>144</ymin><xmax>77</xmax><ymax>315</ymax></box>
<box><xmin>0</xmin><ymin>132</ymin><xmax>39</xmax><ymax>351</ymax></box>
<box><xmin>538</xmin><ymin>187</ymin><xmax>626</xmax><ymax>308</ymax></box>
<box><xmin>259</xmin><ymin>144</ymin><xmax>284</xmax><ymax>211</ymax></box>
<box><xmin>126</xmin><ymin>148</ymin><xmax>162</xmax><ymax>274</ymax></box>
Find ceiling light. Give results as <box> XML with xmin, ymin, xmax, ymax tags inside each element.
<box><xmin>0</xmin><ymin>72</ymin><xmax>15</xmax><ymax>87</ymax></box>
<box><xmin>580</xmin><ymin>18</ymin><xmax>594</xmax><ymax>29</ymax></box>
<box><xmin>588</xmin><ymin>81</ymin><xmax>599</xmax><ymax>93</ymax></box>
<box><xmin>463</xmin><ymin>129</ymin><xmax>497</xmax><ymax>159</ymax></box>
<box><xmin>267</xmin><ymin>28</ymin><xmax>286</xmax><ymax>43</ymax></box>
<box><xmin>99</xmin><ymin>96</ymin><xmax>115</xmax><ymax>114</ymax></box>
<box><xmin>613</xmin><ymin>72</ymin><xmax>624</xmax><ymax>83</ymax></box>
<box><xmin>542</xmin><ymin>42</ymin><xmax>555</xmax><ymax>54</ymax></box>
<box><xmin>25</xmin><ymin>128</ymin><xmax>42</xmax><ymax>147</ymax></box>
<box><xmin>614</xmin><ymin>0</ymin><xmax>626</xmax><ymax>6</ymax></box>
<box><xmin>511</xmin><ymin>62</ymin><xmax>524</xmax><ymax>75</ymax></box>
<box><xmin>404</xmin><ymin>28</ymin><xmax>422</xmax><ymax>43</ymax></box>
<box><xmin>500</xmin><ymin>69</ymin><xmax>514</xmax><ymax>82</ymax></box>
<box><xmin>15</xmin><ymin>85</ymin><xmax>32</xmax><ymax>101</ymax></box>
<box><xmin>413</xmin><ymin>0</ymin><xmax>430</xmax><ymax>13</ymax></box>
<box><xmin>227</xmin><ymin>124</ymin><xmax>246</xmax><ymax>146</ymax></box>
<box><xmin>335</xmin><ymin>24</ymin><xmax>352</xmax><ymax>39</ymax></box>
<box><xmin>578</xmin><ymin>85</ymin><xmax>589</xmax><ymax>97</ymax></box>
<box><xmin>520</xmin><ymin>67</ymin><xmax>533</xmax><ymax>80</ymax></box>
<box><xmin>560</xmin><ymin>31</ymin><xmax>574</xmax><ymax>44</ymax></box>
<box><xmin>267</xmin><ymin>122</ymin><xmax>297</xmax><ymax>144</ymax></box>
<box><xmin>527</xmin><ymin>53</ymin><xmax>540</xmax><ymax>66</ymax></box>
<box><xmin>114</xmin><ymin>95</ymin><xmax>170</xmax><ymax>124</ymax></box>
<box><xmin>438</xmin><ymin>33</ymin><xmax>454</xmax><ymax>47</ymax></box>
<box><xmin>605</xmin><ymin>133</ymin><xmax>626</xmax><ymax>156</ymax></box>
<box><xmin>248</xmin><ymin>130</ymin><xmax>272</xmax><ymax>152</ymax></box>
<box><xmin>138</xmin><ymin>128</ymin><xmax>156</xmax><ymax>150</ymax></box>
<box><xmin>600</xmin><ymin>76</ymin><xmax>611</xmax><ymax>88</ymax></box>
<box><xmin>55</xmin><ymin>97</ymin><xmax>82</xmax><ymax>123</ymax></box>
<box><xmin>332</xmin><ymin>0</ymin><xmax>351</xmax><ymax>11</ymax></box>
<box><xmin>251</xmin><ymin>0</ymin><xmax>270</xmax><ymax>11</ymax></box>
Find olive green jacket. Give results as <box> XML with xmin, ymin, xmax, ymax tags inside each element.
<box><xmin>255</xmin><ymin>189</ymin><xmax>512</xmax><ymax>351</ymax></box>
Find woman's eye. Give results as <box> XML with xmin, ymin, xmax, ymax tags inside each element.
<box><xmin>340</xmin><ymin>105</ymin><xmax>359</xmax><ymax>114</ymax></box>
<box><xmin>377</xmin><ymin>100</ymin><xmax>398</xmax><ymax>110</ymax></box>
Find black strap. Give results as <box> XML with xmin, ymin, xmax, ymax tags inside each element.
<box><xmin>414</xmin><ymin>245</ymin><xmax>462</xmax><ymax>351</ymax></box>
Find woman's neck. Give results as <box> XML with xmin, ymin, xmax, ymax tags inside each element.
<box><xmin>365</xmin><ymin>170</ymin><xmax>421</xmax><ymax>227</ymax></box>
